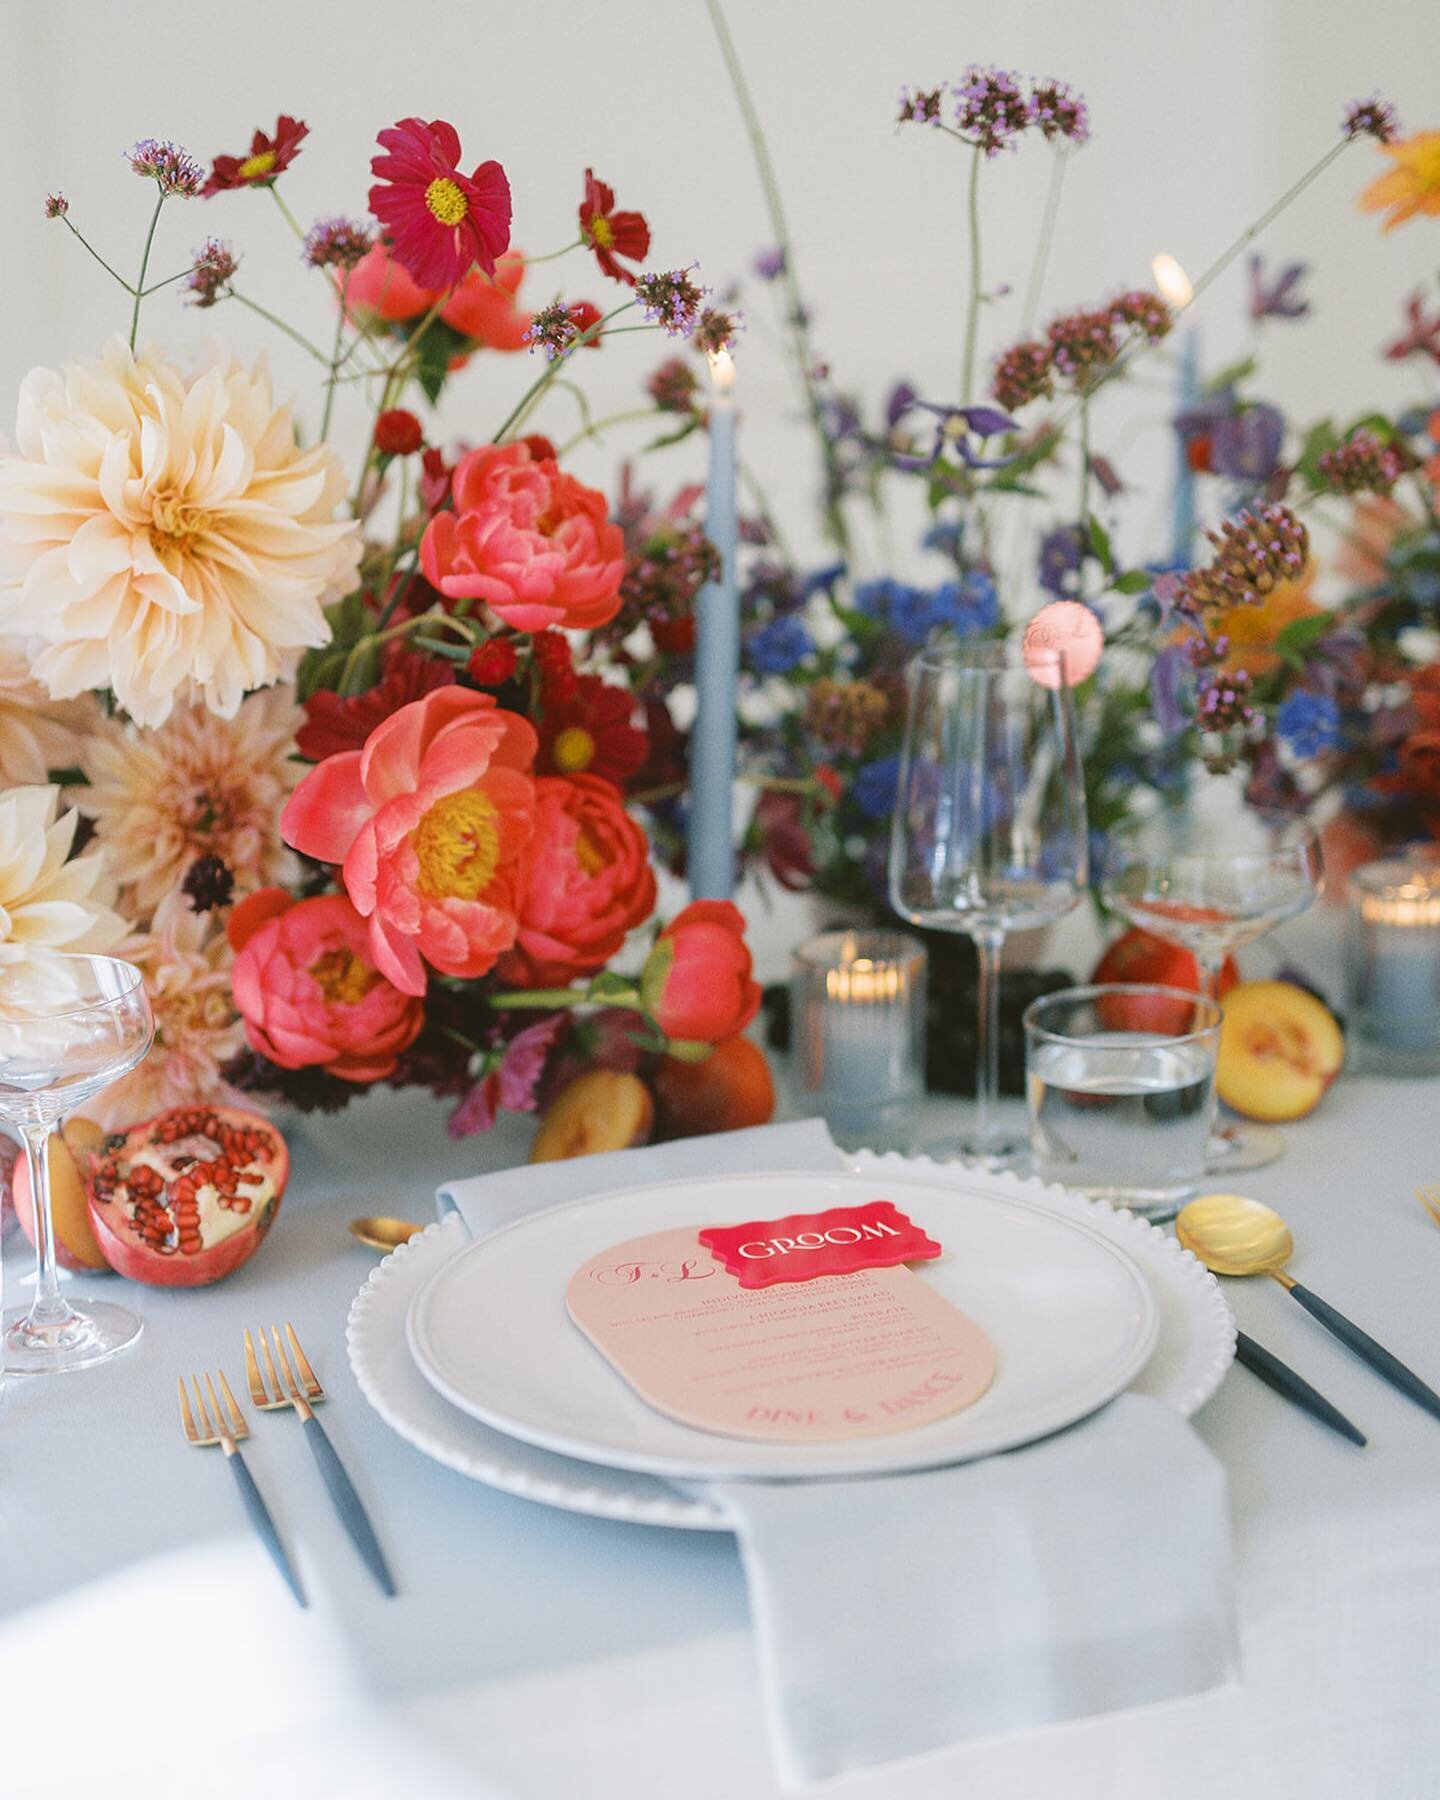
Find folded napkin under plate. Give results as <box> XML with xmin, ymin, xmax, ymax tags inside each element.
<box><xmin>435</xmin><ymin>1122</ymin><xmax>1236</xmax><ymax>1788</ymax></box>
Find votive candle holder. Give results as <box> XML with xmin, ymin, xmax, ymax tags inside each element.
<box><xmin>792</xmin><ymin>929</ymin><xmax>926</xmax><ymax>1146</ymax></box>
<box><xmin>1346</xmin><ymin>849</ymin><xmax>1440</xmax><ymax>1072</ymax></box>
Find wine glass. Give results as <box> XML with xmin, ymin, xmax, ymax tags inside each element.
<box><xmin>0</xmin><ymin>952</ymin><xmax>153</xmax><ymax>1374</ymax></box>
<box><xmin>1100</xmin><ymin>806</ymin><xmax>1321</xmax><ymax>1171</ymax></box>
<box><xmin>889</xmin><ymin>640</ymin><xmax>1088</xmax><ymax>1164</ymax></box>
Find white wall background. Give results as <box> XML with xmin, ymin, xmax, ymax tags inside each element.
<box><xmin>0</xmin><ymin>0</ymin><xmax>1434</xmax><ymax>590</ymax></box>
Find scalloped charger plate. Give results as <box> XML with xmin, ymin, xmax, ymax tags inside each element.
<box><xmin>346</xmin><ymin>1155</ymin><xmax>1233</xmax><ymax>1519</ymax></box>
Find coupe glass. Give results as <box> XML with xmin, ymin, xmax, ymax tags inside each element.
<box><xmin>889</xmin><ymin>640</ymin><xmax>1088</xmax><ymax>1164</ymax></box>
<box><xmin>0</xmin><ymin>953</ymin><xmax>153</xmax><ymax>1373</ymax></box>
<box><xmin>1100</xmin><ymin>807</ymin><xmax>1321</xmax><ymax>1171</ymax></box>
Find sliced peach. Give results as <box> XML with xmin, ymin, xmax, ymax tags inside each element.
<box><xmin>530</xmin><ymin>1070</ymin><xmax>654</xmax><ymax>1164</ymax></box>
<box><xmin>1216</xmin><ymin>981</ymin><xmax>1344</xmax><ymax>1122</ymax></box>
<box><xmin>13</xmin><ymin>1118</ymin><xmax>112</xmax><ymax>1273</ymax></box>
<box><xmin>653</xmin><ymin>1034</ymin><xmax>776</xmax><ymax>1140</ymax></box>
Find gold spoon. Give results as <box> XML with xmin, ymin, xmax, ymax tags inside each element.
<box><xmin>349</xmin><ymin>1216</ymin><xmax>424</xmax><ymax>1253</ymax></box>
<box><xmin>1177</xmin><ymin>1193</ymin><xmax>1440</xmax><ymax>1423</ymax></box>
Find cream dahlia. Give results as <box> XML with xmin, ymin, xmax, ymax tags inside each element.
<box><xmin>81</xmin><ymin>686</ymin><xmax>303</xmax><ymax>915</ymax></box>
<box><xmin>0</xmin><ymin>784</ymin><xmax>124</xmax><ymax>977</ymax></box>
<box><xmin>0</xmin><ymin>635</ymin><xmax>99</xmax><ymax>786</ymax></box>
<box><xmin>0</xmin><ymin>337</ymin><xmax>361</xmax><ymax>727</ymax></box>
<box><xmin>90</xmin><ymin>895</ymin><xmax>246</xmax><ymax>1131</ymax></box>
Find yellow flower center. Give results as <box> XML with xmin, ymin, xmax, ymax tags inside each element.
<box><xmin>412</xmin><ymin>788</ymin><xmax>501</xmax><ymax>900</ymax></box>
<box><xmin>574</xmin><ymin>828</ymin><xmax>606</xmax><ymax>877</ymax></box>
<box><xmin>237</xmin><ymin>149</ymin><xmax>278</xmax><ymax>181</ymax></box>
<box><xmin>148</xmin><ymin>491</ymin><xmax>213</xmax><ymax>567</ymax></box>
<box><xmin>425</xmin><ymin>177</ymin><xmax>469</xmax><ymax>227</ymax></box>
<box><xmin>588</xmin><ymin>217</ymin><xmax>615</xmax><ymax>250</ymax></box>
<box><xmin>551</xmin><ymin>726</ymin><xmax>596</xmax><ymax>773</ymax></box>
<box><xmin>308</xmin><ymin>947</ymin><xmax>379</xmax><ymax>1006</ymax></box>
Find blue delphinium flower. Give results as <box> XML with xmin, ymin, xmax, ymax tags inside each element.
<box><xmin>853</xmin><ymin>754</ymin><xmax>902</xmax><ymax>819</ymax></box>
<box><xmin>853</xmin><ymin>577</ymin><xmax>901</xmax><ymax>617</ymax></box>
<box><xmin>888</xmin><ymin>584</ymin><xmax>944</xmax><ymax>644</ymax></box>
<box><xmin>945</xmin><ymin>569</ymin><xmax>1000</xmax><ymax>633</ymax></box>
<box><xmin>747</xmin><ymin>615</ymin><xmax>815</xmax><ymax>675</ymax></box>
<box><xmin>1276</xmin><ymin>690</ymin><xmax>1341</xmax><ymax>757</ymax></box>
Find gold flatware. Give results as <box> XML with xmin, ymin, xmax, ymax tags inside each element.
<box><xmin>246</xmin><ymin>1325</ymin><xmax>396</xmax><ymax>1597</ymax></box>
<box><xmin>350</xmin><ymin>1215</ymin><xmax>424</xmax><ymax>1252</ymax></box>
<box><xmin>1416</xmin><ymin>1185</ymin><xmax>1440</xmax><ymax>1231</ymax></box>
<box><xmin>1177</xmin><ymin>1193</ymin><xmax>1440</xmax><ymax>1424</ymax></box>
<box><xmin>177</xmin><ymin>1368</ymin><xmax>305</xmax><ymax>1607</ymax></box>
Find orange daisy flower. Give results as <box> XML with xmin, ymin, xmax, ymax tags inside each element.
<box><xmin>1359</xmin><ymin>131</ymin><xmax>1440</xmax><ymax>232</ymax></box>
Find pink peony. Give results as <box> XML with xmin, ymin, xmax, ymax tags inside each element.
<box><xmin>347</xmin><ymin>244</ymin><xmax>530</xmax><ymax>353</ymax></box>
<box><xmin>281</xmin><ymin>687</ymin><xmax>537</xmax><ymax>996</ymax></box>
<box><xmin>229</xmin><ymin>889</ymin><xmax>423</xmax><ymax>1082</ymax></box>
<box><xmin>497</xmin><ymin>774</ymin><xmax>657</xmax><ymax>988</ymax></box>
<box><xmin>419</xmin><ymin>442</ymin><xmax>625</xmax><ymax>633</ymax></box>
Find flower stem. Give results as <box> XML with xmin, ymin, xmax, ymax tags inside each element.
<box><xmin>269</xmin><ymin>185</ymin><xmax>307</xmax><ymax>241</ymax></box>
<box><xmin>1077</xmin><ymin>395</ymin><xmax>1091</xmax><ymax>522</ymax></box>
<box><xmin>558</xmin><ymin>405</ymin><xmax>662</xmax><ymax>456</ymax></box>
<box><xmin>524</xmin><ymin>238</ymin><xmax>584</xmax><ymax>265</ymax></box>
<box><xmin>487</xmin><ymin>988</ymin><xmax>605</xmax><ymax>1011</ymax></box>
<box><xmin>960</xmin><ymin>144</ymin><xmax>983</xmax><ymax>404</ymax></box>
<box><xmin>1020</xmin><ymin>149</ymin><xmax>1068</xmax><ymax>336</ymax></box>
<box><xmin>129</xmin><ymin>191</ymin><xmax>166</xmax><ymax>350</ymax></box>
<box><xmin>492</xmin><ymin>303</ymin><xmax>632</xmax><ymax>442</ymax></box>
<box><xmin>320</xmin><ymin>271</ymin><xmax>350</xmax><ymax>441</ymax></box>
<box><xmin>62</xmin><ymin>217</ymin><xmax>136</xmax><ymax>294</ymax></box>
<box><xmin>703</xmin><ymin>0</ymin><xmax>851</xmax><ymax>556</ymax></box>
<box><xmin>228</xmin><ymin>290</ymin><xmax>331</xmax><ymax>362</ymax></box>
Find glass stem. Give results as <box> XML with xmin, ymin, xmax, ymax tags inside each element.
<box><xmin>973</xmin><ymin>928</ymin><xmax>1005</xmax><ymax>1149</ymax></box>
<box><xmin>1196</xmin><ymin>953</ymin><xmax>1224</xmax><ymax>1004</ymax></box>
<box><xmin>20</xmin><ymin>1121</ymin><xmax>71</xmax><ymax>1329</ymax></box>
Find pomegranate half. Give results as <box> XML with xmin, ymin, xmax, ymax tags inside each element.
<box><xmin>86</xmin><ymin>1105</ymin><xmax>288</xmax><ymax>1288</ymax></box>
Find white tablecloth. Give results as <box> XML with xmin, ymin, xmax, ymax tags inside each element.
<box><xmin>3</xmin><ymin>913</ymin><xmax>1440</xmax><ymax>1799</ymax></box>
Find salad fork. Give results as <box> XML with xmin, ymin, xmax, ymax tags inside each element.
<box><xmin>245</xmin><ymin>1324</ymin><xmax>396</xmax><ymax>1597</ymax></box>
<box><xmin>177</xmin><ymin>1368</ymin><xmax>306</xmax><ymax>1608</ymax></box>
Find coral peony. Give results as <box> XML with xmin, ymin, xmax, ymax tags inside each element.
<box><xmin>90</xmin><ymin>895</ymin><xmax>244</xmax><ymax>1131</ymax></box>
<box><xmin>82</xmin><ymin>687</ymin><xmax>303</xmax><ymax>915</ymax></box>
<box><xmin>442</xmin><ymin>252</ymin><xmax>531</xmax><ymax>350</ymax></box>
<box><xmin>640</xmin><ymin>901</ymin><xmax>761</xmax><ymax>1045</ymax></box>
<box><xmin>0</xmin><ymin>338</ymin><xmax>360</xmax><ymax>727</ymax></box>
<box><xmin>369</xmin><ymin>118</ymin><xmax>511</xmax><ymax>289</ymax></box>
<box><xmin>281</xmin><ymin>687</ymin><xmax>537</xmax><ymax>995</ymax></box>
<box><xmin>497</xmin><ymin>775</ymin><xmax>656</xmax><ymax>987</ymax></box>
<box><xmin>419</xmin><ymin>442</ymin><xmax>625</xmax><ymax>632</ymax></box>
<box><xmin>229</xmin><ymin>888</ymin><xmax>423</xmax><ymax>1083</ymax></box>
<box><xmin>345</xmin><ymin>241</ymin><xmax>434</xmax><ymax>323</ymax></box>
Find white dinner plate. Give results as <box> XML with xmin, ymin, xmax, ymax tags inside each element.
<box><xmin>348</xmin><ymin>1154</ymin><xmax>1234</xmax><ymax>1527</ymax></box>
<box><xmin>404</xmin><ymin>1166</ymin><xmax>1162</xmax><ymax>1481</ymax></box>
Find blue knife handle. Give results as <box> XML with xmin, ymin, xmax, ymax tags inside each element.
<box><xmin>1289</xmin><ymin>1283</ymin><xmax>1440</xmax><ymax>1425</ymax></box>
<box><xmin>301</xmin><ymin>1413</ymin><xmax>397</xmax><ymax>1597</ymax></box>
<box><xmin>225</xmin><ymin>1446</ymin><xmax>307</xmax><ymax>1608</ymax></box>
<box><xmin>1233</xmin><ymin>1330</ymin><xmax>1366</xmax><ymax>1447</ymax></box>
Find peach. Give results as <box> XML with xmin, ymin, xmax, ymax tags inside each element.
<box><xmin>530</xmin><ymin>1070</ymin><xmax>654</xmax><ymax>1164</ymax></box>
<box><xmin>1216</xmin><ymin>981</ymin><xmax>1344</xmax><ymax>1122</ymax></box>
<box><xmin>653</xmin><ymin>1035</ymin><xmax>776</xmax><ymax>1140</ymax></box>
<box><xmin>13</xmin><ymin>1118</ymin><xmax>111</xmax><ymax>1273</ymax></box>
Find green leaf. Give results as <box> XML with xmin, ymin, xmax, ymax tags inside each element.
<box><xmin>585</xmin><ymin>970</ymin><xmax>640</xmax><ymax>1006</ymax></box>
<box><xmin>1202</xmin><ymin>356</ymin><xmax>1256</xmax><ymax>397</ymax></box>
<box><xmin>642</xmin><ymin>419</ymin><xmax>700</xmax><ymax>452</ymax></box>
<box><xmin>1086</xmin><ymin>515</ymin><xmax>1114</xmax><ymax>573</ymax></box>
<box><xmin>1272</xmin><ymin>609</ymin><xmax>1336</xmax><ymax>665</ymax></box>
<box><xmin>413</xmin><ymin>319</ymin><xmax>469</xmax><ymax>406</ymax></box>
<box><xmin>1112</xmin><ymin>569</ymin><xmax>1152</xmax><ymax>596</ymax></box>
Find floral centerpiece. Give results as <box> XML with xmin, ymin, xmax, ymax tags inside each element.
<box><xmin>0</xmin><ymin>113</ymin><xmax>761</xmax><ymax>1144</ymax></box>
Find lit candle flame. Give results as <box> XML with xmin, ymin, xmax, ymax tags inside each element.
<box><xmin>706</xmin><ymin>346</ymin><xmax>736</xmax><ymax>392</ymax></box>
<box><xmin>1151</xmin><ymin>252</ymin><xmax>1193</xmax><ymax>311</ymax></box>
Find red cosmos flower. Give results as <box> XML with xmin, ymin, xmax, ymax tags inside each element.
<box><xmin>578</xmin><ymin>169</ymin><xmax>650</xmax><ymax>286</ymax></box>
<box><xmin>229</xmin><ymin>889</ymin><xmax>424</xmax><ymax>1083</ymax></box>
<box><xmin>297</xmin><ymin>645</ymin><xmax>454</xmax><ymax>762</ymax></box>
<box><xmin>537</xmin><ymin>674</ymin><xmax>649</xmax><ymax>786</ymax></box>
<box><xmin>203</xmin><ymin>115</ymin><xmax>308</xmax><ymax>196</ymax></box>
<box><xmin>496</xmin><ymin>774</ymin><xmax>657</xmax><ymax>988</ymax></box>
<box><xmin>419</xmin><ymin>442</ymin><xmax>626</xmax><ymax>633</ymax></box>
<box><xmin>369</xmin><ymin>118</ymin><xmax>511</xmax><ymax>290</ymax></box>
<box><xmin>640</xmin><ymin>902</ymin><xmax>761</xmax><ymax>1045</ymax></box>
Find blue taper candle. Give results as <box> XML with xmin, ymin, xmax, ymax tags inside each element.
<box><xmin>688</xmin><ymin>348</ymin><xmax>740</xmax><ymax>898</ymax></box>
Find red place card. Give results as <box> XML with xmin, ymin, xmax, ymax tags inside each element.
<box><xmin>698</xmin><ymin>1200</ymin><xmax>941</xmax><ymax>1290</ymax></box>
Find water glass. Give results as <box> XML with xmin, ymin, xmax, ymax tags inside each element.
<box><xmin>1024</xmin><ymin>984</ymin><xmax>1223</xmax><ymax>1221</ymax></box>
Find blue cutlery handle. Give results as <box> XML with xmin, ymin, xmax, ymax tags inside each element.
<box><xmin>301</xmin><ymin>1413</ymin><xmax>397</xmax><ymax>1597</ymax></box>
<box><xmin>1289</xmin><ymin>1283</ymin><xmax>1440</xmax><ymax>1424</ymax></box>
<box><xmin>1233</xmin><ymin>1330</ymin><xmax>1366</xmax><ymax>1447</ymax></box>
<box><xmin>226</xmin><ymin>1447</ymin><xmax>307</xmax><ymax>1608</ymax></box>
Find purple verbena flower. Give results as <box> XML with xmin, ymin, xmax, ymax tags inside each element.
<box><xmin>1028</xmin><ymin>78</ymin><xmax>1090</xmax><ymax>145</ymax></box>
<box><xmin>184</xmin><ymin>238</ymin><xmax>238</xmax><ymax>309</ymax></box>
<box><xmin>992</xmin><ymin>338</ymin><xmax>1054</xmax><ymax>410</ymax></box>
<box><xmin>753</xmin><ymin>246</ymin><xmax>786</xmax><ymax>281</ymax></box>
<box><xmin>1317</xmin><ymin>428</ymin><xmax>1411</xmax><ymax>496</ymax></box>
<box><xmin>44</xmin><ymin>193</ymin><xmax>68</xmax><ymax>220</ymax></box>
<box><xmin>523</xmin><ymin>300</ymin><xmax>582</xmax><ymax>361</ymax></box>
<box><xmin>954</xmin><ymin>65</ymin><xmax>1029</xmax><ymax>156</ymax></box>
<box><xmin>126</xmin><ymin>138</ymin><xmax>204</xmax><ymax>197</ymax></box>
<box><xmin>693</xmin><ymin>307</ymin><xmax>740</xmax><ymax>357</ymax></box>
<box><xmin>1109</xmin><ymin>289</ymin><xmax>1172</xmax><ymax>342</ymax></box>
<box><xmin>897</xmin><ymin>84</ymin><xmax>946</xmax><ymax>127</ymax></box>
<box><xmin>1343</xmin><ymin>96</ymin><xmax>1400</xmax><ymax>144</ymax></box>
<box><xmin>302</xmin><ymin>215</ymin><xmax>375</xmax><ymax>271</ymax></box>
<box><xmin>634</xmin><ymin>266</ymin><xmax>707</xmax><ymax>337</ymax></box>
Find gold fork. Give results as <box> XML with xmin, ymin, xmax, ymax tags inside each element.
<box><xmin>177</xmin><ymin>1370</ymin><xmax>306</xmax><ymax>1608</ymax></box>
<box><xmin>245</xmin><ymin>1324</ymin><xmax>396</xmax><ymax>1597</ymax></box>
<box><xmin>1417</xmin><ymin>1185</ymin><xmax>1440</xmax><ymax>1231</ymax></box>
